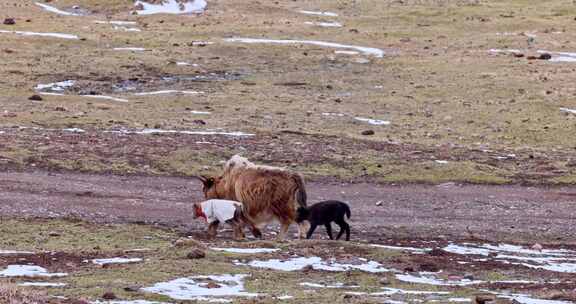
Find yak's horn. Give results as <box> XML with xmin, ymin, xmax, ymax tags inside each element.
<box><xmin>192</xmin><ymin>175</ymin><xmax>208</xmax><ymax>183</ymax></box>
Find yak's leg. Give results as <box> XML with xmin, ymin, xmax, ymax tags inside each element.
<box><xmin>207</xmin><ymin>220</ymin><xmax>219</xmax><ymax>239</ymax></box>
<box><xmin>242</xmin><ymin>215</ymin><xmax>263</xmax><ymax>239</ymax></box>
<box><xmin>277</xmin><ymin>221</ymin><xmax>291</xmax><ymax>241</ymax></box>
<box><xmin>227</xmin><ymin>219</ymin><xmax>245</xmax><ymax>241</ymax></box>
<box><xmin>297</xmin><ymin>221</ymin><xmax>310</xmax><ymax>239</ymax></box>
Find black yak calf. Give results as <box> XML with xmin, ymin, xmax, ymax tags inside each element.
<box><xmin>296</xmin><ymin>200</ymin><xmax>351</xmax><ymax>241</ymax></box>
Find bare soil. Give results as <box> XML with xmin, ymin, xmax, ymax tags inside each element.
<box><xmin>1</xmin><ymin>170</ymin><xmax>575</xmax><ymax>245</ymax></box>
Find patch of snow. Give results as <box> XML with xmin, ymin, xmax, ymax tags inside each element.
<box><xmin>142</xmin><ymin>274</ymin><xmax>258</xmax><ymax>301</ymax></box>
<box><xmin>107</xmin><ymin>129</ymin><xmax>254</xmax><ymax>137</ymax></box>
<box><xmin>39</xmin><ymin>92</ymin><xmax>65</xmax><ymax>96</ymax></box>
<box><xmin>435</xmin><ymin>160</ymin><xmax>449</xmax><ymax>164</ymax></box>
<box><xmin>443</xmin><ymin>243</ymin><xmax>576</xmax><ymax>273</ymax></box>
<box><xmin>62</xmin><ymin>128</ymin><xmax>86</xmax><ymax>133</ymax></box>
<box><xmin>304</xmin><ymin>21</ymin><xmax>343</xmax><ymax>28</ymax></box>
<box><xmin>224</xmin><ymin>38</ymin><xmax>384</xmax><ymax>58</ymax></box>
<box><xmin>92</xmin><ymin>258</ymin><xmax>143</xmax><ymax>265</ymax></box>
<box><xmin>335</xmin><ymin>50</ymin><xmax>360</xmax><ymax>55</ymax></box>
<box><xmin>94</xmin><ymin>21</ymin><xmax>137</xmax><ymax>25</ymax></box>
<box><xmin>446</xmin><ymin>299</ymin><xmax>471</xmax><ymax>303</ymax></box>
<box><xmin>0</xmin><ymin>250</ymin><xmax>35</xmax><ymax>255</ymax></box>
<box><xmin>235</xmin><ymin>256</ymin><xmax>390</xmax><ymax>273</ymax></box>
<box><xmin>134</xmin><ymin>0</ymin><xmax>207</xmax><ymax>15</ymax></box>
<box><xmin>299</xmin><ymin>10</ymin><xmax>338</xmax><ymax>17</ymax></box>
<box><xmin>497</xmin><ymin>292</ymin><xmax>572</xmax><ymax>304</ymax></box>
<box><xmin>443</xmin><ymin>243</ymin><xmax>492</xmax><ymax>256</ymax></box>
<box><xmin>134</xmin><ymin>90</ymin><xmax>202</xmax><ymax>96</ymax></box>
<box><xmin>191</xmin><ymin>111</ymin><xmax>211</xmax><ymax>115</ymax></box>
<box><xmin>488</xmin><ymin>49</ymin><xmax>522</xmax><ymax>54</ymax></box>
<box><xmin>395</xmin><ymin>273</ymin><xmax>483</xmax><ymax>286</ymax></box>
<box><xmin>0</xmin><ymin>265</ymin><xmax>67</xmax><ymax>278</ymax></box>
<box><xmin>379</xmin><ymin>287</ymin><xmax>450</xmax><ymax>295</ymax></box>
<box><xmin>538</xmin><ymin>50</ymin><xmax>576</xmax><ymax>62</ymax></box>
<box><xmin>18</xmin><ymin>282</ymin><xmax>67</xmax><ymax>287</ymax></box>
<box><xmin>276</xmin><ymin>295</ymin><xmax>293</xmax><ymax>300</ymax></box>
<box><xmin>35</xmin><ymin>80</ymin><xmax>76</xmax><ymax>92</ymax></box>
<box><xmin>322</xmin><ymin>112</ymin><xmax>345</xmax><ymax>117</ymax></box>
<box><xmin>560</xmin><ymin>108</ymin><xmax>576</xmax><ymax>114</ymax></box>
<box><xmin>81</xmin><ymin>95</ymin><xmax>129</xmax><ymax>102</ymax></box>
<box><xmin>0</xmin><ymin>30</ymin><xmax>78</xmax><ymax>40</ymax></box>
<box><xmin>211</xmin><ymin>248</ymin><xmax>279</xmax><ymax>254</ymax></box>
<box><xmin>113</xmin><ymin>26</ymin><xmax>142</xmax><ymax>32</ymax></box>
<box><xmin>34</xmin><ymin>2</ymin><xmax>81</xmax><ymax>16</ymax></box>
<box><xmin>354</xmin><ymin>117</ymin><xmax>390</xmax><ymax>125</ymax></box>
<box><xmin>176</xmin><ymin>62</ymin><xmax>199</xmax><ymax>66</ymax></box>
<box><xmin>369</xmin><ymin>244</ymin><xmax>431</xmax><ymax>254</ymax></box>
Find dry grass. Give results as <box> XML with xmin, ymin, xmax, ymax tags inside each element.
<box><xmin>0</xmin><ymin>283</ymin><xmax>48</xmax><ymax>304</ymax></box>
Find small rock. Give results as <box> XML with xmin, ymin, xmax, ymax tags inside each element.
<box><xmin>428</xmin><ymin>248</ymin><xmax>450</xmax><ymax>256</ymax></box>
<box><xmin>531</xmin><ymin>243</ymin><xmax>543</xmax><ymax>252</ymax></box>
<box><xmin>378</xmin><ymin>277</ymin><xmax>390</xmax><ymax>285</ymax></box>
<box><xmin>102</xmin><ymin>292</ymin><xmax>117</xmax><ymax>300</ymax></box>
<box><xmin>539</xmin><ymin>53</ymin><xmax>552</xmax><ymax>60</ymax></box>
<box><xmin>123</xmin><ymin>286</ymin><xmax>141</xmax><ymax>292</ymax></box>
<box><xmin>464</xmin><ymin>273</ymin><xmax>475</xmax><ymax>280</ymax></box>
<box><xmin>419</xmin><ymin>263</ymin><xmax>439</xmax><ymax>272</ymax></box>
<box><xmin>28</xmin><ymin>95</ymin><xmax>43</xmax><ymax>101</ymax></box>
<box><xmin>3</xmin><ymin>18</ymin><xmax>15</xmax><ymax>25</ymax></box>
<box><xmin>203</xmin><ymin>281</ymin><xmax>220</xmax><ymax>289</ymax></box>
<box><xmin>301</xmin><ymin>264</ymin><xmax>314</xmax><ymax>273</ymax></box>
<box><xmin>54</xmin><ymin>106</ymin><xmax>67</xmax><ymax>112</ymax></box>
<box><xmin>474</xmin><ymin>294</ymin><xmax>496</xmax><ymax>304</ymax></box>
<box><xmin>173</xmin><ymin>238</ymin><xmax>207</xmax><ymax>249</ymax></box>
<box><xmin>361</xmin><ymin>130</ymin><xmax>375</xmax><ymax>136</ymax></box>
<box><xmin>48</xmin><ymin>231</ymin><xmax>61</xmax><ymax>237</ymax></box>
<box><xmin>375</xmin><ymin>201</ymin><xmax>383</xmax><ymax>206</ymax></box>
<box><xmin>186</xmin><ymin>248</ymin><xmax>206</xmax><ymax>259</ymax></box>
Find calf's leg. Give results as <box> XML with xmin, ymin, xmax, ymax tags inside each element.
<box><xmin>306</xmin><ymin>223</ymin><xmax>318</xmax><ymax>239</ymax></box>
<box><xmin>207</xmin><ymin>221</ymin><xmax>219</xmax><ymax>239</ymax></box>
<box><xmin>335</xmin><ymin>219</ymin><xmax>350</xmax><ymax>241</ymax></box>
<box><xmin>325</xmin><ymin>223</ymin><xmax>333</xmax><ymax>240</ymax></box>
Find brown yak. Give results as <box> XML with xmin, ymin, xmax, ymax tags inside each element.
<box><xmin>195</xmin><ymin>155</ymin><xmax>308</xmax><ymax>240</ymax></box>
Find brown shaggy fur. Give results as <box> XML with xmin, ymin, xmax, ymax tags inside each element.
<box><xmin>195</xmin><ymin>155</ymin><xmax>308</xmax><ymax>240</ymax></box>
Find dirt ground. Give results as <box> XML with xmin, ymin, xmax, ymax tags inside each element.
<box><xmin>1</xmin><ymin>170</ymin><xmax>575</xmax><ymax>245</ymax></box>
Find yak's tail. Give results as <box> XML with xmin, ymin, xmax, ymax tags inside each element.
<box><xmin>292</xmin><ymin>173</ymin><xmax>308</xmax><ymax>223</ymax></box>
<box><xmin>292</xmin><ymin>173</ymin><xmax>307</xmax><ymax>209</ymax></box>
<box><xmin>344</xmin><ymin>204</ymin><xmax>351</xmax><ymax>219</ymax></box>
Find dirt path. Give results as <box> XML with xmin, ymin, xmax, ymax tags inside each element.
<box><xmin>0</xmin><ymin>171</ymin><xmax>575</xmax><ymax>245</ymax></box>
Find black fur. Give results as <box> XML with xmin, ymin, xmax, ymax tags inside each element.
<box><xmin>298</xmin><ymin>200</ymin><xmax>351</xmax><ymax>241</ymax></box>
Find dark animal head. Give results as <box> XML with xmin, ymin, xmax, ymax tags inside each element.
<box><xmin>193</xmin><ymin>175</ymin><xmax>223</xmax><ymax>199</ymax></box>
<box><xmin>295</xmin><ymin>207</ymin><xmax>310</xmax><ymax>223</ymax></box>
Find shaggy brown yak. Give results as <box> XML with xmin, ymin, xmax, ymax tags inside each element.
<box><xmin>195</xmin><ymin>155</ymin><xmax>308</xmax><ymax>240</ymax></box>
